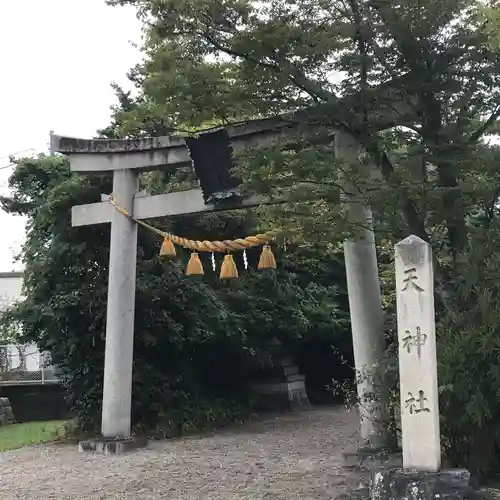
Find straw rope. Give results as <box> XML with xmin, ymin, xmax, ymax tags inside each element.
<box><xmin>108</xmin><ymin>194</ymin><xmax>279</xmax><ymax>252</ymax></box>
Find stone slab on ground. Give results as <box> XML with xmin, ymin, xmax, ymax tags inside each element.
<box><xmin>344</xmin><ymin>448</ymin><xmax>403</xmax><ymax>472</ymax></box>
<box><xmin>371</xmin><ymin>468</ymin><xmax>471</xmax><ymax>500</ymax></box>
<box><xmin>78</xmin><ymin>436</ymin><xmax>148</xmax><ymax>455</ymax></box>
<box><xmin>341</xmin><ymin>448</ymin><xmax>403</xmax><ymax>492</ymax></box>
<box><xmin>0</xmin><ymin>406</ymin><xmax>362</xmax><ymax>500</ymax></box>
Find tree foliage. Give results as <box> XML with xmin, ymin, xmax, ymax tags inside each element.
<box><xmin>107</xmin><ymin>0</ymin><xmax>500</xmax><ymax>254</ymax></box>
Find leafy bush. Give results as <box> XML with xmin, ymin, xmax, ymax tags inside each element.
<box><xmin>437</xmin><ymin>225</ymin><xmax>500</xmax><ymax>480</ymax></box>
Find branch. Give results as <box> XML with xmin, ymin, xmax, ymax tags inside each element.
<box><xmin>285</xmin><ymin>179</ymin><xmax>360</xmax><ymax>198</ymax></box>
<box><xmin>200</xmin><ymin>31</ymin><xmax>277</xmax><ymax>70</ymax></box>
<box><xmin>347</xmin><ymin>0</ymin><xmax>369</xmax><ymax>125</ymax></box>
<box><xmin>485</xmin><ymin>187</ymin><xmax>500</xmax><ymax>227</ymax></box>
<box><xmin>199</xmin><ymin>31</ymin><xmax>336</xmax><ymax>102</ymax></box>
<box><xmin>351</xmin><ymin>130</ymin><xmax>430</xmax><ymax>242</ymax></box>
<box><xmin>0</xmin><ymin>196</ymin><xmax>34</xmax><ymax>214</ymax></box>
<box><xmin>468</xmin><ymin>106</ymin><xmax>500</xmax><ymax>143</ymax></box>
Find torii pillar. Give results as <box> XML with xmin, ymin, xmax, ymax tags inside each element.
<box><xmin>336</xmin><ymin>131</ymin><xmax>389</xmax><ymax>448</ymax></box>
<box><xmin>101</xmin><ymin>169</ymin><xmax>138</xmax><ymax>438</ymax></box>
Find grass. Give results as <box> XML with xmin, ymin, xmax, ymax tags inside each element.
<box><xmin>0</xmin><ymin>420</ymin><xmax>67</xmax><ymax>452</ymax></box>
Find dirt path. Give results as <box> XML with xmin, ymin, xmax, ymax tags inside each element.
<box><xmin>0</xmin><ymin>406</ymin><xmax>361</xmax><ymax>500</ymax></box>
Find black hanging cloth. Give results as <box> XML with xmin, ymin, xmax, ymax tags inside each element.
<box><xmin>185</xmin><ymin>127</ymin><xmax>240</xmax><ymax>204</ymax></box>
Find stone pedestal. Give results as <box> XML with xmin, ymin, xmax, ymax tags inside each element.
<box><xmin>342</xmin><ymin>448</ymin><xmax>403</xmax><ymax>493</ymax></box>
<box><xmin>78</xmin><ymin>436</ymin><xmax>148</xmax><ymax>455</ymax></box>
<box><xmin>0</xmin><ymin>397</ymin><xmax>15</xmax><ymax>426</ymax></box>
<box><xmin>371</xmin><ymin>468</ymin><xmax>471</xmax><ymax>500</ymax></box>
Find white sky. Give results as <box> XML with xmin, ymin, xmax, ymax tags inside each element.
<box><xmin>0</xmin><ymin>0</ymin><xmax>142</xmax><ymax>271</ymax></box>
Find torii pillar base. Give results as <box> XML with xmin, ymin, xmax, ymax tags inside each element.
<box><xmin>78</xmin><ymin>436</ymin><xmax>148</xmax><ymax>455</ymax></box>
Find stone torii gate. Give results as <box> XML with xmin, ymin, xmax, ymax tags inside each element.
<box><xmin>51</xmin><ymin>119</ymin><xmax>387</xmax><ymax>450</ymax></box>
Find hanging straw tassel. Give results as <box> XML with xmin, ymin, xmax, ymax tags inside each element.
<box><xmin>159</xmin><ymin>237</ymin><xmax>176</xmax><ymax>259</ymax></box>
<box><xmin>220</xmin><ymin>254</ymin><xmax>238</xmax><ymax>280</ymax></box>
<box><xmin>186</xmin><ymin>252</ymin><xmax>204</xmax><ymax>276</ymax></box>
<box><xmin>258</xmin><ymin>244</ymin><xmax>277</xmax><ymax>270</ymax></box>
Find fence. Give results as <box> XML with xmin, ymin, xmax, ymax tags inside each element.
<box><xmin>0</xmin><ymin>344</ymin><xmax>60</xmax><ymax>385</ymax></box>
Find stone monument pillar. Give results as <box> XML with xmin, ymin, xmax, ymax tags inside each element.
<box><xmin>370</xmin><ymin>235</ymin><xmax>470</xmax><ymax>500</ymax></box>
<box><xmin>395</xmin><ymin>235</ymin><xmax>440</xmax><ymax>471</ymax></box>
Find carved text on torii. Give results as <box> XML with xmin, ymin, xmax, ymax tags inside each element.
<box><xmin>401</xmin><ymin>326</ymin><xmax>427</xmax><ymax>359</ymax></box>
<box><xmin>405</xmin><ymin>390</ymin><xmax>430</xmax><ymax>414</ymax></box>
<box><xmin>401</xmin><ymin>268</ymin><xmax>424</xmax><ymax>293</ymax></box>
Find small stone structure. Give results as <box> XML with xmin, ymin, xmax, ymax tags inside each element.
<box><xmin>251</xmin><ymin>338</ymin><xmax>309</xmax><ymax>411</ymax></box>
<box><xmin>0</xmin><ymin>397</ymin><xmax>15</xmax><ymax>426</ymax></box>
<box><xmin>252</xmin><ymin>356</ymin><xmax>310</xmax><ymax>411</ymax></box>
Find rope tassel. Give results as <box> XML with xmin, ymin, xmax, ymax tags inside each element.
<box><xmin>159</xmin><ymin>237</ymin><xmax>176</xmax><ymax>259</ymax></box>
<box><xmin>186</xmin><ymin>252</ymin><xmax>204</xmax><ymax>276</ymax></box>
<box><xmin>107</xmin><ymin>194</ymin><xmax>281</xmax><ymax>277</ymax></box>
<box><xmin>220</xmin><ymin>254</ymin><xmax>238</xmax><ymax>280</ymax></box>
<box><xmin>258</xmin><ymin>244</ymin><xmax>277</xmax><ymax>270</ymax></box>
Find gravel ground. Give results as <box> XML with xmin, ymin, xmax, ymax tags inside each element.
<box><xmin>0</xmin><ymin>406</ymin><xmax>361</xmax><ymax>500</ymax></box>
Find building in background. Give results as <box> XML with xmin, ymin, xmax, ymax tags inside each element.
<box><xmin>0</xmin><ymin>271</ymin><xmax>23</xmax><ymax>312</ymax></box>
<box><xmin>0</xmin><ymin>272</ymin><xmax>65</xmax><ymax>422</ymax></box>
<box><xmin>0</xmin><ymin>271</ymin><xmax>45</xmax><ymax>373</ymax></box>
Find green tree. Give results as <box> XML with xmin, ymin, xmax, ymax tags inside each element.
<box><xmin>109</xmin><ymin>0</ymin><xmax>500</xmax><ymax>256</ymax></box>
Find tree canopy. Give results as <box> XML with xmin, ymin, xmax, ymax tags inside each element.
<box><xmin>106</xmin><ymin>0</ymin><xmax>500</xmax><ymax>257</ymax></box>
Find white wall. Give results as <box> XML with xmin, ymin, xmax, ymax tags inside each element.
<box><xmin>5</xmin><ymin>344</ymin><xmax>41</xmax><ymax>371</ymax></box>
<box><xmin>0</xmin><ymin>272</ymin><xmax>23</xmax><ymax>312</ymax></box>
<box><xmin>0</xmin><ymin>272</ymin><xmax>44</xmax><ymax>371</ymax></box>
<box><xmin>0</xmin><ymin>271</ymin><xmax>23</xmax><ymax>345</ymax></box>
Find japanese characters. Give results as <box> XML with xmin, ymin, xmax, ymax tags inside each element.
<box><xmin>395</xmin><ymin>235</ymin><xmax>441</xmax><ymax>471</ymax></box>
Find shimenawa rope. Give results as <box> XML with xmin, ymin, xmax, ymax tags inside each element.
<box><xmin>108</xmin><ymin>194</ymin><xmax>279</xmax><ymax>253</ymax></box>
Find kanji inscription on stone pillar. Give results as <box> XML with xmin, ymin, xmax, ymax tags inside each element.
<box><xmin>395</xmin><ymin>235</ymin><xmax>440</xmax><ymax>471</ymax></box>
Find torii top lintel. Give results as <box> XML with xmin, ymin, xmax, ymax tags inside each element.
<box><xmin>50</xmin><ymin>83</ymin><xmax>414</xmax><ymax>170</ymax></box>
<box><xmin>50</xmin><ymin>114</ymin><xmax>295</xmax><ymax>165</ymax></box>
<box><xmin>51</xmin><ymin>115</ymin><xmax>300</xmax><ymax>204</ymax></box>
<box><xmin>52</xmin><ymin>86</ymin><xmax>414</xmax><ymax>205</ymax></box>
<box><xmin>49</xmin><ymin>116</ymin><xmax>301</xmax><ymax>208</ymax></box>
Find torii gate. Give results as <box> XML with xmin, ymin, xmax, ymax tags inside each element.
<box><xmin>51</xmin><ymin>118</ymin><xmax>388</xmax><ymax>449</ymax></box>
